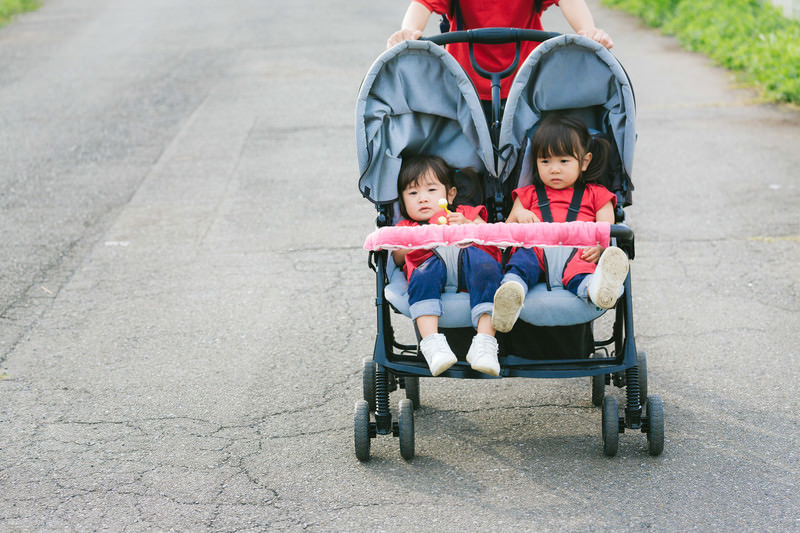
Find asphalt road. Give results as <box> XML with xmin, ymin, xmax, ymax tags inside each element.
<box><xmin>1</xmin><ymin>0</ymin><xmax>798</xmax><ymax>531</ymax></box>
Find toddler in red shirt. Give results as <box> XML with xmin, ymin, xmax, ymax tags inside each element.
<box><xmin>491</xmin><ymin>114</ymin><xmax>630</xmax><ymax>332</ymax></box>
<box><xmin>393</xmin><ymin>155</ymin><xmax>503</xmax><ymax>376</ymax></box>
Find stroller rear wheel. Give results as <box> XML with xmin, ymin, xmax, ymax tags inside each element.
<box><xmin>590</xmin><ymin>351</ymin><xmax>608</xmax><ymax>406</ymax></box>
<box><xmin>354</xmin><ymin>400</ymin><xmax>372</xmax><ymax>462</ymax></box>
<box><xmin>637</xmin><ymin>351</ymin><xmax>648</xmax><ymax>405</ymax></box>
<box><xmin>645</xmin><ymin>395</ymin><xmax>664</xmax><ymax>456</ymax></box>
<box><xmin>362</xmin><ymin>358</ymin><xmax>376</xmax><ymax>411</ymax></box>
<box><xmin>402</xmin><ymin>376</ymin><xmax>420</xmax><ymax>409</ymax></box>
<box><xmin>591</xmin><ymin>373</ymin><xmax>606</xmax><ymax>407</ymax></box>
<box><xmin>398</xmin><ymin>399</ymin><xmax>415</xmax><ymax>460</ymax></box>
<box><xmin>602</xmin><ymin>395</ymin><xmax>620</xmax><ymax>457</ymax></box>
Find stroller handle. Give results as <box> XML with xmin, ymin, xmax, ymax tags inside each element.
<box><xmin>423</xmin><ymin>27</ymin><xmax>560</xmax><ymax>46</ymax></box>
<box><xmin>422</xmin><ymin>28</ymin><xmax>561</xmax><ymax>147</ymax></box>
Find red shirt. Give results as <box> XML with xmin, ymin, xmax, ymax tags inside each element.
<box><xmin>397</xmin><ymin>204</ymin><xmax>501</xmax><ymax>279</ymax></box>
<box><xmin>512</xmin><ymin>183</ymin><xmax>616</xmax><ymax>282</ymax></box>
<box><xmin>512</xmin><ymin>183</ymin><xmax>616</xmax><ymax>223</ymax></box>
<box><xmin>414</xmin><ymin>0</ymin><xmax>560</xmax><ymax>99</ymax></box>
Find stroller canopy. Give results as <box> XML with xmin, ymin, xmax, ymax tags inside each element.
<box><xmin>356</xmin><ymin>40</ymin><xmax>495</xmax><ymax>205</ymax></box>
<box><xmin>498</xmin><ymin>35</ymin><xmax>636</xmax><ymax>186</ymax></box>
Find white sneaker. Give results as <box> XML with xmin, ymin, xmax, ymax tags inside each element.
<box><xmin>466</xmin><ymin>334</ymin><xmax>500</xmax><ymax>376</ymax></box>
<box><xmin>588</xmin><ymin>246</ymin><xmax>629</xmax><ymax>309</ymax></box>
<box><xmin>419</xmin><ymin>333</ymin><xmax>457</xmax><ymax>376</ymax></box>
<box><xmin>492</xmin><ymin>281</ymin><xmax>525</xmax><ymax>333</ymax></box>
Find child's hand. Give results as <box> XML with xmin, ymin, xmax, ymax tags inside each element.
<box><xmin>507</xmin><ymin>209</ymin><xmax>540</xmax><ymax>224</ymax></box>
<box><xmin>447</xmin><ymin>211</ymin><xmax>470</xmax><ymax>225</ymax></box>
<box><xmin>581</xmin><ymin>245</ymin><xmax>604</xmax><ymax>264</ymax></box>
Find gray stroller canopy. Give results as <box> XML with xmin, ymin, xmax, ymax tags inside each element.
<box><xmin>498</xmin><ymin>35</ymin><xmax>636</xmax><ymax>184</ymax></box>
<box><xmin>356</xmin><ymin>40</ymin><xmax>495</xmax><ymax>205</ymax></box>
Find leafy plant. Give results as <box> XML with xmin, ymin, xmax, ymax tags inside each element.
<box><xmin>603</xmin><ymin>0</ymin><xmax>800</xmax><ymax>104</ymax></box>
<box><xmin>0</xmin><ymin>0</ymin><xmax>39</xmax><ymax>26</ymax></box>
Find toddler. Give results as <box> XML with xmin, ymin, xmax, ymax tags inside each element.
<box><xmin>492</xmin><ymin>114</ymin><xmax>630</xmax><ymax>332</ymax></box>
<box><xmin>393</xmin><ymin>155</ymin><xmax>503</xmax><ymax>376</ymax></box>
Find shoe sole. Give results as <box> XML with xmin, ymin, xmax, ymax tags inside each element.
<box><xmin>468</xmin><ymin>361</ymin><xmax>500</xmax><ymax>377</ymax></box>
<box><xmin>592</xmin><ymin>247</ymin><xmax>629</xmax><ymax>309</ymax></box>
<box><xmin>430</xmin><ymin>354</ymin><xmax>457</xmax><ymax>376</ymax></box>
<box><xmin>492</xmin><ymin>283</ymin><xmax>524</xmax><ymax>333</ymax></box>
<box><xmin>466</xmin><ymin>350</ymin><xmax>500</xmax><ymax>376</ymax></box>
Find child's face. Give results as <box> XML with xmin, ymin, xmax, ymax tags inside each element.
<box><xmin>401</xmin><ymin>170</ymin><xmax>456</xmax><ymax>222</ymax></box>
<box><xmin>536</xmin><ymin>152</ymin><xmax>592</xmax><ymax>190</ymax></box>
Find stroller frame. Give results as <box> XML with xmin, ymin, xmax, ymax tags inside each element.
<box><xmin>355</xmin><ymin>29</ymin><xmax>664</xmax><ymax>461</ymax></box>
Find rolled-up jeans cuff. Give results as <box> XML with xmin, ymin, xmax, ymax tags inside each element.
<box><xmin>471</xmin><ymin>302</ymin><xmax>493</xmax><ymax>329</ymax></box>
<box><xmin>576</xmin><ymin>275</ymin><xmax>591</xmax><ymax>299</ymax></box>
<box><xmin>501</xmin><ymin>273</ymin><xmax>529</xmax><ymax>294</ymax></box>
<box><xmin>409</xmin><ymin>299</ymin><xmax>442</xmax><ymax>321</ymax></box>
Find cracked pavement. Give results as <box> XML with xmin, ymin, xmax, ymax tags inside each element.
<box><xmin>1</xmin><ymin>0</ymin><xmax>798</xmax><ymax>530</ymax></box>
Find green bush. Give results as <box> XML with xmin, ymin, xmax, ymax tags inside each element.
<box><xmin>0</xmin><ymin>0</ymin><xmax>39</xmax><ymax>26</ymax></box>
<box><xmin>603</xmin><ymin>0</ymin><xmax>800</xmax><ymax>104</ymax></box>
<box><xmin>604</xmin><ymin>0</ymin><xmax>681</xmax><ymax>27</ymax></box>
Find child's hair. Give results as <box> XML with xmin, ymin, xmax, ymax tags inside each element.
<box><xmin>397</xmin><ymin>154</ymin><xmax>482</xmax><ymax>219</ymax></box>
<box><xmin>530</xmin><ymin>114</ymin><xmax>610</xmax><ymax>185</ymax></box>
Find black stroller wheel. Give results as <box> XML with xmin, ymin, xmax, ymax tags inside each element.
<box><xmin>645</xmin><ymin>395</ymin><xmax>664</xmax><ymax>456</ymax></box>
<box><xmin>602</xmin><ymin>395</ymin><xmax>619</xmax><ymax>457</ymax></box>
<box><xmin>398</xmin><ymin>399</ymin><xmax>415</xmax><ymax>460</ymax></box>
<box><xmin>403</xmin><ymin>376</ymin><xmax>420</xmax><ymax>409</ymax></box>
<box><xmin>362</xmin><ymin>358</ymin><xmax>376</xmax><ymax>412</ymax></box>
<box><xmin>591</xmin><ymin>373</ymin><xmax>606</xmax><ymax>407</ymax></box>
<box><xmin>354</xmin><ymin>400</ymin><xmax>371</xmax><ymax>462</ymax></box>
<box><xmin>637</xmin><ymin>351</ymin><xmax>648</xmax><ymax>405</ymax></box>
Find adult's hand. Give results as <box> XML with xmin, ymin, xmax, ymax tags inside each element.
<box><xmin>579</xmin><ymin>28</ymin><xmax>614</xmax><ymax>49</ymax></box>
<box><xmin>387</xmin><ymin>29</ymin><xmax>423</xmax><ymax>48</ymax></box>
<box><xmin>387</xmin><ymin>2</ymin><xmax>431</xmax><ymax>48</ymax></box>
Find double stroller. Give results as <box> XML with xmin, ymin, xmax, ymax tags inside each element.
<box><xmin>354</xmin><ymin>30</ymin><xmax>664</xmax><ymax>460</ymax></box>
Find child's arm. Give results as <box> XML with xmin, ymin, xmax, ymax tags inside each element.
<box><xmin>580</xmin><ymin>200</ymin><xmax>615</xmax><ymax>263</ymax></box>
<box><xmin>506</xmin><ymin>197</ymin><xmax>540</xmax><ymax>224</ymax></box>
<box><xmin>594</xmin><ymin>200</ymin><xmax>615</xmax><ymax>225</ymax></box>
<box><xmin>446</xmin><ymin>212</ymin><xmax>486</xmax><ymax>225</ymax></box>
<box><xmin>392</xmin><ymin>249</ymin><xmax>411</xmax><ymax>266</ymax></box>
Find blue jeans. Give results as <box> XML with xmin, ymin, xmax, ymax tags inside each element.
<box><xmin>502</xmin><ymin>248</ymin><xmax>542</xmax><ymax>294</ymax></box>
<box><xmin>504</xmin><ymin>247</ymin><xmax>589</xmax><ymax>297</ymax></box>
<box><xmin>407</xmin><ymin>247</ymin><xmax>502</xmax><ymax>328</ymax></box>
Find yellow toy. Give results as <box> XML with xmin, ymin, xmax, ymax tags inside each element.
<box><xmin>437</xmin><ymin>198</ymin><xmax>449</xmax><ymax>225</ymax></box>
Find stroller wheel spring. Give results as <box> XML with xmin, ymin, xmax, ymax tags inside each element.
<box><xmin>374</xmin><ymin>366</ymin><xmax>393</xmax><ymax>435</ymax></box>
<box><xmin>624</xmin><ymin>364</ymin><xmax>642</xmax><ymax>429</ymax></box>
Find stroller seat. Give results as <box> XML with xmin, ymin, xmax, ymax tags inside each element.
<box><xmin>384</xmin><ymin>248</ymin><xmax>606</xmax><ymax>328</ymax></box>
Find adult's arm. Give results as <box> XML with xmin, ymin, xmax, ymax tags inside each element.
<box><xmin>387</xmin><ymin>2</ymin><xmax>433</xmax><ymax>48</ymax></box>
<box><xmin>557</xmin><ymin>0</ymin><xmax>614</xmax><ymax>48</ymax></box>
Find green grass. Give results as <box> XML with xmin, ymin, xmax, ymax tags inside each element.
<box><xmin>0</xmin><ymin>0</ymin><xmax>39</xmax><ymax>26</ymax></box>
<box><xmin>603</xmin><ymin>0</ymin><xmax>800</xmax><ymax>104</ymax></box>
